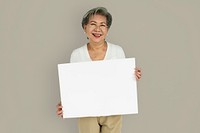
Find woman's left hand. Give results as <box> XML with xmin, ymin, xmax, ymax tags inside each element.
<box><xmin>135</xmin><ymin>67</ymin><xmax>142</xmax><ymax>80</ymax></box>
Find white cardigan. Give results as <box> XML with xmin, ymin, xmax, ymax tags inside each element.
<box><xmin>70</xmin><ymin>42</ymin><xmax>125</xmax><ymax>63</ymax></box>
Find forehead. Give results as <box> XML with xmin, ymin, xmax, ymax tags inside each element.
<box><xmin>89</xmin><ymin>14</ymin><xmax>107</xmax><ymax>23</ymax></box>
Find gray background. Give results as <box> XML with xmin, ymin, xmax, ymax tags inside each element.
<box><xmin>0</xmin><ymin>0</ymin><xmax>200</xmax><ymax>133</ymax></box>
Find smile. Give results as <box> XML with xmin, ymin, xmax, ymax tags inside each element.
<box><xmin>92</xmin><ymin>33</ymin><xmax>102</xmax><ymax>37</ymax></box>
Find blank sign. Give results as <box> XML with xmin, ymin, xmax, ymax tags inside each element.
<box><xmin>58</xmin><ymin>58</ymin><xmax>138</xmax><ymax>118</ymax></box>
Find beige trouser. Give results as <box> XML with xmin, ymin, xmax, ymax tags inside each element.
<box><xmin>78</xmin><ymin>115</ymin><xmax>122</xmax><ymax>133</ymax></box>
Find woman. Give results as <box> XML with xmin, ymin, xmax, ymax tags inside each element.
<box><xmin>57</xmin><ymin>7</ymin><xmax>142</xmax><ymax>133</ymax></box>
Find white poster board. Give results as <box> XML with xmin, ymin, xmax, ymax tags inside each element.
<box><xmin>58</xmin><ymin>58</ymin><xmax>138</xmax><ymax>118</ymax></box>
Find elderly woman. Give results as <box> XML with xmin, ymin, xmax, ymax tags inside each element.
<box><xmin>57</xmin><ymin>7</ymin><xmax>142</xmax><ymax>133</ymax></box>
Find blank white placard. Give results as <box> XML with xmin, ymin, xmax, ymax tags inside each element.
<box><xmin>58</xmin><ymin>58</ymin><xmax>138</xmax><ymax>118</ymax></box>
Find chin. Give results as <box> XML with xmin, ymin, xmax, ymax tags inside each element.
<box><xmin>90</xmin><ymin>38</ymin><xmax>104</xmax><ymax>43</ymax></box>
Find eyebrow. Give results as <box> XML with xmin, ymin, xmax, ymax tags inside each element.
<box><xmin>89</xmin><ymin>21</ymin><xmax>106</xmax><ymax>24</ymax></box>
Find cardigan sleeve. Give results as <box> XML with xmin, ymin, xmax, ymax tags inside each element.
<box><xmin>117</xmin><ymin>45</ymin><xmax>126</xmax><ymax>58</ymax></box>
<box><xmin>70</xmin><ymin>49</ymin><xmax>80</xmax><ymax>63</ymax></box>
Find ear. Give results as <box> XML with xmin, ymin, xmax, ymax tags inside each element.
<box><xmin>83</xmin><ymin>25</ymin><xmax>87</xmax><ymax>32</ymax></box>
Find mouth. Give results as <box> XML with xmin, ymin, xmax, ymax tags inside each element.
<box><xmin>92</xmin><ymin>33</ymin><xmax>102</xmax><ymax>38</ymax></box>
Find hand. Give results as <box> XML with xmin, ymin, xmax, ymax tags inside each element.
<box><xmin>56</xmin><ymin>102</ymin><xmax>63</xmax><ymax>118</ymax></box>
<box><xmin>135</xmin><ymin>67</ymin><xmax>142</xmax><ymax>80</ymax></box>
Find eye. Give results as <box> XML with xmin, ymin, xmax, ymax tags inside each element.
<box><xmin>90</xmin><ymin>23</ymin><xmax>96</xmax><ymax>26</ymax></box>
<box><xmin>100</xmin><ymin>24</ymin><xmax>107</xmax><ymax>29</ymax></box>
<box><xmin>100</xmin><ymin>24</ymin><xmax>106</xmax><ymax>27</ymax></box>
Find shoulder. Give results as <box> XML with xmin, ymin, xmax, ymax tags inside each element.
<box><xmin>107</xmin><ymin>42</ymin><xmax>123</xmax><ymax>50</ymax></box>
<box><xmin>107</xmin><ymin>42</ymin><xmax>126</xmax><ymax>58</ymax></box>
<box><xmin>71</xmin><ymin>45</ymin><xmax>86</xmax><ymax>54</ymax></box>
<box><xmin>70</xmin><ymin>44</ymin><xmax>87</xmax><ymax>63</ymax></box>
<box><xmin>107</xmin><ymin>42</ymin><xmax>125</xmax><ymax>54</ymax></box>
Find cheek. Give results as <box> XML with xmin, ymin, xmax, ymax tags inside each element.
<box><xmin>85</xmin><ymin>31</ymin><xmax>93</xmax><ymax>39</ymax></box>
<box><xmin>103</xmin><ymin>30</ymin><xmax>108</xmax><ymax>35</ymax></box>
<box><xmin>85</xmin><ymin>30</ymin><xmax>92</xmax><ymax>36</ymax></box>
<box><xmin>85</xmin><ymin>27</ymin><xmax>92</xmax><ymax>34</ymax></box>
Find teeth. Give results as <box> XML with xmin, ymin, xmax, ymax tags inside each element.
<box><xmin>93</xmin><ymin>33</ymin><xmax>101</xmax><ymax>37</ymax></box>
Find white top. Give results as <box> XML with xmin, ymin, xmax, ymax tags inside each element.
<box><xmin>70</xmin><ymin>42</ymin><xmax>125</xmax><ymax>63</ymax></box>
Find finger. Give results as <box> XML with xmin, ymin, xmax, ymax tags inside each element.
<box><xmin>137</xmin><ymin>72</ymin><xmax>142</xmax><ymax>76</ymax></box>
<box><xmin>137</xmin><ymin>72</ymin><xmax>142</xmax><ymax>77</ymax></box>
<box><xmin>134</xmin><ymin>68</ymin><xmax>141</xmax><ymax>74</ymax></box>
<box><xmin>57</xmin><ymin>102</ymin><xmax>61</xmax><ymax>106</ymax></box>
<box><xmin>137</xmin><ymin>75</ymin><xmax>141</xmax><ymax>79</ymax></box>
<box><xmin>57</xmin><ymin>103</ymin><xmax>63</xmax><ymax>108</ymax></box>
<box><xmin>135</xmin><ymin>71</ymin><xmax>141</xmax><ymax>77</ymax></box>
<box><xmin>57</xmin><ymin>105</ymin><xmax>63</xmax><ymax>109</ymax></box>
<box><xmin>136</xmin><ymin>69</ymin><xmax>142</xmax><ymax>75</ymax></box>
<box><xmin>58</xmin><ymin>113</ymin><xmax>63</xmax><ymax>118</ymax></box>
<box><xmin>57</xmin><ymin>110</ymin><xmax>63</xmax><ymax>116</ymax></box>
<box><xmin>136</xmin><ymin>73</ymin><xmax>142</xmax><ymax>80</ymax></box>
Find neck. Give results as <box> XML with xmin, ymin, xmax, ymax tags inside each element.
<box><xmin>88</xmin><ymin>41</ymin><xmax>106</xmax><ymax>50</ymax></box>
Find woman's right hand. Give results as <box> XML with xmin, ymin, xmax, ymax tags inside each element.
<box><xmin>56</xmin><ymin>102</ymin><xmax>63</xmax><ymax>118</ymax></box>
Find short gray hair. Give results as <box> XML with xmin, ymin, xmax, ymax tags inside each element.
<box><xmin>81</xmin><ymin>7</ymin><xmax>112</xmax><ymax>29</ymax></box>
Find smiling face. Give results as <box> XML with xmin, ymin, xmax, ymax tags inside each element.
<box><xmin>84</xmin><ymin>14</ymin><xmax>108</xmax><ymax>44</ymax></box>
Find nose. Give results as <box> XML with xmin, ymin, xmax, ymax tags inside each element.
<box><xmin>94</xmin><ymin>25</ymin><xmax>101</xmax><ymax>31</ymax></box>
